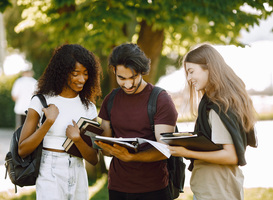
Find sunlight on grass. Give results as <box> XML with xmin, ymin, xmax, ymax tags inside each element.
<box><xmin>88</xmin><ymin>173</ymin><xmax>108</xmax><ymax>199</ymax></box>
<box><xmin>176</xmin><ymin>187</ymin><xmax>193</xmax><ymax>200</ymax></box>
<box><xmin>1</xmin><ymin>181</ymin><xmax>273</xmax><ymax>200</ymax></box>
<box><xmin>0</xmin><ymin>186</ymin><xmax>35</xmax><ymax>200</ymax></box>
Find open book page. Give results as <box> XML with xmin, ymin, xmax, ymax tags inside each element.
<box><xmin>94</xmin><ymin>136</ymin><xmax>138</xmax><ymax>142</ymax></box>
<box><xmin>160</xmin><ymin>132</ymin><xmax>195</xmax><ymax>138</ymax></box>
<box><xmin>92</xmin><ymin>136</ymin><xmax>171</xmax><ymax>158</ymax></box>
<box><xmin>137</xmin><ymin>138</ymin><xmax>171</xmax><ymax>158</ymax></box>
<box><xmin>91</xmin><ymin>136</ymin><xmax>139</xmax><ymax>152</ymax></box>
<box><xmin>160</xmin><ymin>134</ymin><xmax>198</xmax><ymax>140</ymax></box>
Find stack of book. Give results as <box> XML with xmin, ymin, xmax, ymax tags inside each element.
<box><xmin>62</xmin><ymin>117</ymin><xmax>104</xmax><ymax>157</ymax></box>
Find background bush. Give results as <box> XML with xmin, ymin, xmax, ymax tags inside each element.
<box><xmin>0</xmin><ymin>75</ymin><xmax>18</xmax><ymax>128</ymax></box>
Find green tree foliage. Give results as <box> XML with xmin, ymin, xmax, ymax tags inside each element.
<box><xmin>3</xmin><ymin>0</ymin><xmax>273</xmax><ymax>89</ymax></box>
<box><xmin>3</xmin><ymin>1</ymin><xmax>52</xmax><ymax>79</ymax></box>
<box><xmin>0</xmin><ymin>0</ymin><xmax>12</xmax><ymax>13</ymax></box>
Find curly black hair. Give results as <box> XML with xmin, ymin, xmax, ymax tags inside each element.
<box><xmin>36</xmin><ymin>44</ymin><xmax>102</xmax><ymax>108</ymax></box>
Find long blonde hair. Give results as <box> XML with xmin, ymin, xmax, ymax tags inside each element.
<box><xmin>183</xmin><ymin>43</ymin><xmax>256</xmax><ymax>132</ymax></box>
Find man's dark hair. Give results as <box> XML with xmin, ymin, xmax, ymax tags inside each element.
<box><xmin>108</xmin><ymin>43</ymin><xmax>150</xmax><ymax>75</ymax></box>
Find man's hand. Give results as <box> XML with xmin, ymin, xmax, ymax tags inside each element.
<box><xmin>95</xmin><ymin>141</ymin><xmax>133</xmax><ymax>162</ymax></box>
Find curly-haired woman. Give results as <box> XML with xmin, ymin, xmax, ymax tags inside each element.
<box><xmin>168</xmin><ymin>43</ymin><xmax>257</xmax><ymax>200</ymax></box>
<box><xmin>18</xmin><ymin>44</ymin><xmax>102</xmax><ymax>200</ymax></box>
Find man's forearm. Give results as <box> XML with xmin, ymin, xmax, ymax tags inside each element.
<box><xmin>129</xmin><ymin>147</ymin><xmax>168</xmax><ymax>162</ymax></box>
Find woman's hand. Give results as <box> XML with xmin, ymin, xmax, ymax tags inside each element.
<box><xmin>66</xmin><ymin>120</ymin><xmax>81</xmax><ymax>142</ymax></box>
<box><xmin>168</xmin><ymin>146</ymin><xmax>190</xmax><ymax>157</ymax></box>
<box><xmin>42</xmin><ymin>104</ymin><xmax>59</xmax><ymax>124</ymax></box>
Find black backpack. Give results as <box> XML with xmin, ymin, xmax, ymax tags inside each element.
<box><xmin>5</xmin><ymin>94</ymin><xmax>48</xmax><ymax>193</ymax></box>
<box><xmin>107</xmin><ymin>86</ymin><xmax>185</xmax><ymax>199</ymax></box>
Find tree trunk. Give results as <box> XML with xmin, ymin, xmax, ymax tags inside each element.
<box><xmin>137</xmin><ymin>20</ymin><xmax>164</xmax><ymax>84</ymax></box>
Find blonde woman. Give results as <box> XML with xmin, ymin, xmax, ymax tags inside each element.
<box><xmin>168</xmin><ymin>43</ymin><xmax>257</xmax><ymax>200</ymax></box>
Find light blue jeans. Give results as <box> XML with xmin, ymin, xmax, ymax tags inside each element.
<box><xmin>193</xmin><ymin>194</ymin><xmax>198</xmax><ymax>200</ymax></box>
<box><xmin>36</xmin><ymin>149</ymin><xmax>88</xmax><ymax>200</ymax></box>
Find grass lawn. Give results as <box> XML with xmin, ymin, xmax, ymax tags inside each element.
<box><xmin>176</xmin><ymin>187</ymin><xmax>273</xmax><ymax>200</ymax></box>
<box><xmin>1</xmin><ymin>175</ymin><xmax>273</xmax><ymax>200</ymax></box>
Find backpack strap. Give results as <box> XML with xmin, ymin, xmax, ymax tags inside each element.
<box><xmin>147</xmin><ymin>86</ymin><xmax>164</xmax><ymax>132</ymax></box>
<box><xmin>25</xmin><ymin>94</ymin><xmax>48</xmax><ymax>124</ymax></box>
<box><xmin>106</xmin><ymin>88</ymin><xmax>120</xmax><ymax>136</ymax></box>
<box><xmin>147</xmin><ymin>86</ymin><xmax>184</xmax><ymax>196</ymax></box>
<box><xmin>147</xmin><ymin>86</ymin><xmax>179</xmax><ymax>132</ymax></box>
<box><xmin>106</xmin><ymin>88</ymin><xmax>120</xmax><ymax>119</ymax></box>
<box><xmin>31</xmin><ymin>94</ymin><xmax>48</xmax><ymax>181</ymax></box>
<box><xmin>33</xmin><ymin>94</ymin><xmax>48</xmax><ymax>124</ymax></box>
<box><xmin>34</xmin><ymin>94</ymin><xmax>48</xmax><ymax>108</ymax></box>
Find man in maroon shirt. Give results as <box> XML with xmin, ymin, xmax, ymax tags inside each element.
<box><xmin>96</xmin><ymin>43</ymin><xmax>178</xmax><ymax>200</ymax></box>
